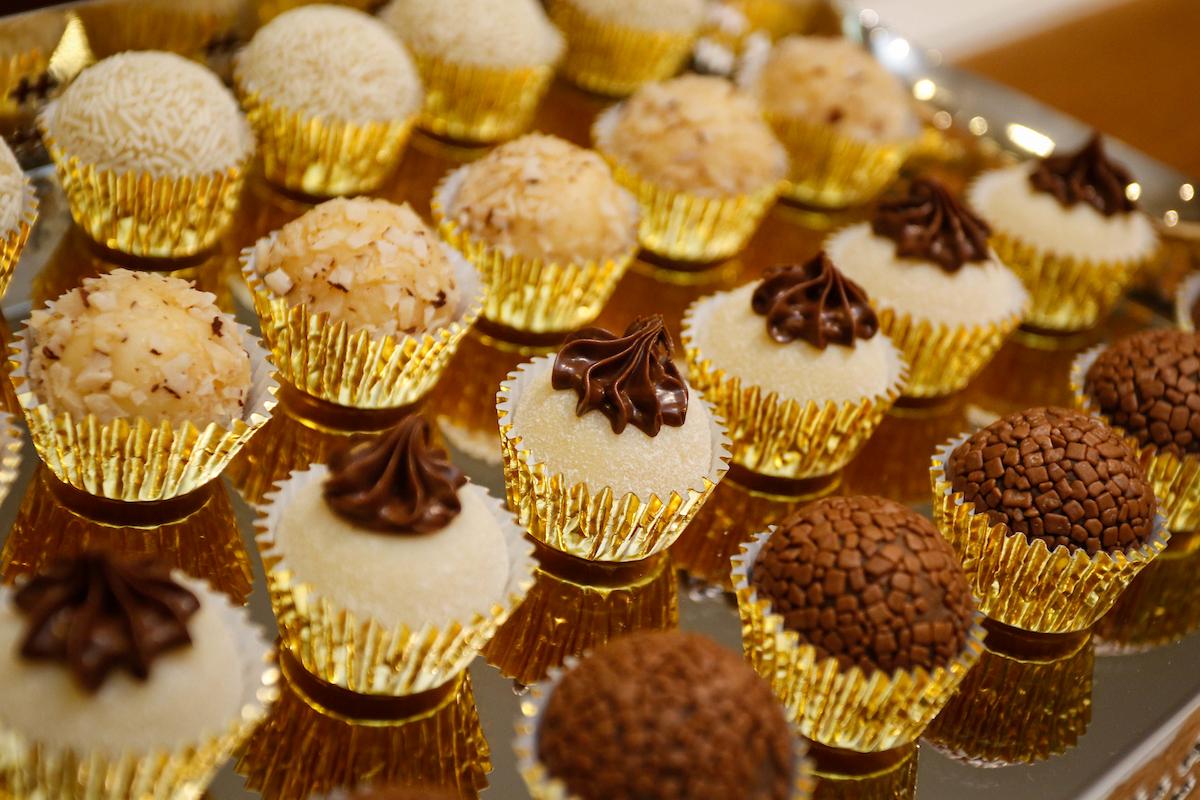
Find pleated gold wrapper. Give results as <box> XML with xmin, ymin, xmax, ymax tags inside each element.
<box><xmin>808</xmin><ymin>743</ymin><xmax>917</xmax><ymax>800</ymax></box>
<box><xmin>77</xmin><ymin>0</ymin><xmax>240</xmax><ymax>61</ymax></box>
<box><xmin>0</xmin><ymin>172</ymin><xmax>38</xmax><ymax>300</ymax></box>
<box><xmin>767</xmin><ymin>115</ymin><xmax>913</xmax><ymax>209</ymax></box>
<box><xmin>1</xmin><ymin>466</ymin><xmax>253</xmax><ymax>603</ymax></box>
<box><xmin>237</xmin><ymin>666</ymin><xmax>490</xmax><ymax>799</ymax></box>
<box><xmin>413</xmin><ymin>51</ymin><xmax>556</xmax><ymax>144</ymax></box>
<box><xmin>1094</xmin><ymin>532</ymin><xmax>1200</xmax><ymax>654</ymax></box>
<box><xmin>733</xmin><ymin>532</ymin><xmax>987</xmax><ymax>752</ymax></box>
<box><xmin>38</xmin><ymin>122</ymin><xmax>249</xmax><ymax>260</ymax></box>
<box><xmin>593</xmin><ymin>106</ymin><xmax>783</xmax><ymax>263</ymax></box>
<box><xmin>930</xmin><ymin>435</ymin><xmax>1170</xmax><ymax>633</ymax></box>
<box><xmin>1072</xmin><ymin>347</ymin><xmax>1200</xmax><ymax>533</ymax></box>
<box><xmin>0</xmin><ymin>411</ymin><xmax>22</xmax><ymax>511</ymax></box>
<box><xmin>236</xmin><ymin>87</ymin><xmax>418</xmax><ymax>197</ymax></box>
<box><xmin>735</xmin><ymin>0</ymin><xmax>821</xmax><ymax>40</ymax></box>
<box><xmin>925</xmin><ymin>625</ymin><xmax>1093</xmax><ymax>767</ymax></box>
<box><xmin>498</xmin><ymin>356</ymin><xmax>730</xmax><ymax>562</ymax></box>
<box><xmin>433</xmin><ymin>168</ymin><xmax>638</xmax><ymax>334</ymax></box>
<box><xmin>224</xmin><ymin>405</ymin><xmax>353</xmax><ymax>506</ymax></box>
<box><xmin>513</xmin><ymin>661</ymin><xmax>816</xmax><ymax>800</ymax></box>
<box><xmin>0</xmin><ymin>581</ymin><xmax>278</xmax><ymax>799</ymax></box>
<box><xmin>681</xmin><ymin>296</ymin><xmax>905</xmax><ymax>482</ymax></box>
<box><xmin>9</xmin><ymin>320</ymin><xmax>278</xmax><ymax>502</ymax></box>
<box><xmin>241</xmin><ymin>239</ymin><xmax>483</xmax><ymax>410</ymax></box>
<box><xmin>257</xmin><ymin>468</ymin><xmax>536</xmax><ymax>696</ymax></box>
<box><xmin>548</xmin><ymin>0</ymin><xmax>697</xmax><ymax>97</ymax></box>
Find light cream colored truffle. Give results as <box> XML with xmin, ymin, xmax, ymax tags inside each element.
<box><xmin>0</xmin><ymin>137</ymin><xmax>23</xmax><ymax>233</ymax></box>
<box><xmin>41</xmin><ymin>51</ymin><xmax>253</xmax><ymax>176</ymax></box>
<box><xmin>252</xmin><ymin>197</ymin><xmax>460</xmax><ymax>338</ymax></box>
<box><xmin>27</xmin><ymin>270</ymin><xmax>252</xmax><ymax>427</ymax></box>
<box><xmin>0</xmin><ymin>581</ymin><xmax>244</xmax><ymax>754</ymax></box>
<box><xmin>380</xmin><ymin>0</ymin><xmax>564</xmax><ymax>68</ymax></box>
<box><xmin>687</xmin><ymin>283</ymin><xmax>902</xmax><ymax>404</ymax></box>
<box><xmin>598</xmin><ymin>75</ymin><xmax>786</xmax><ymax>197</ymax></box>
<box><xmin>969</xmin><ymin>163</ymin><xmax>1159</xmax><ymax>263</ymax></box>
<box><xmin>826</xmin><ymin>223</ymin><xmax>1028</xmax><ymax>327</ymax></box>
<box><xmin>569</xmin><ymin>0</ymin><xmax>705</xmax><ymax>32</ymax></box>
<box><xmin>274</xmin><ymin>469</ymin><xmax>511</xmax><ymax>627</ymax></box>
<box><xmin>750</xmin><ymin>36</ymin><xmax>916</xmax><ymax>142</ymax></box>
<box><xmin>510</xmin><ymin>357</ymin><xmax>717</xmax><ymax>498</ymax></box>
<box><xmin>235</xmin><ymin>5</ymin><xmax>422</xmax><ymax>124</ymax></box>
<box><xmin>446</xmin><ymin>134</ymin><xmax>638</xmax><ymax>264</ymax></box>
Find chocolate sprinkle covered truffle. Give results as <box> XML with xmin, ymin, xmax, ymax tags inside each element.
<box><xmin>751</xmin><ymin>496</ymin><xmax>974</xmax><ymax>674</ymax></box>
<box><xmin>1084</xmin><ymin>329</ymin><xmax>1200</xmax><ymax>457</ymax></box>
<box><xmin>538</xmin><ymin>630</ymin><xmax>794</xmax><ymax>800</ymax></box>
<box><xmin>948</xmin><ymin>407</ymin><xmax>1156</xmax><ymax>555</ymax></box>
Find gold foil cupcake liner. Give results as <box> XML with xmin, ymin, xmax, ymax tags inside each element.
<box><xmin>681</xmin><ymin>295</ymin><xmax>905</xmax><ymax>481</ymax></box>
<box><xmin>1094</xmin><ymin>532</ymin><xmax>1200</xmax><ymax>654</ymax></box>
<box><xmin>1174</xmin><ymin>271</ymin><xmax>1200</xmax><ymax>331</ymax></box>
<box><xmin>433</xmin><ymin>167</ymin><xmax>638</xmax><ymax>334</ymax></box>
<box><xmin>9</xmin><ymin>319</ymin><xmax>278</xmax><ymax>502</ymax></box>
<box><xmin>0</xmin><ymin>579</ymin><xmax>278</xmax><ymax>799</ymax></box>
<box><xmin>1072</xmin><ymin>346</ymin><xmax>1200</xmax><ymax>533</ymax></box>
<box><xmin>808</xmin><ymin>743</ymin><xmax>917</xmax><ymax>800</ymax></box>
<box><xmin>412</xmin><ymin>51</ymin><xmax>556</xmax><ymax>144</ymax></box>
<box><xmin>257</xmin><ymin>468</ymin><xmax>536</xmax><ymax>696</ymax></box>
<box><xmin>78</xmin><ymin>0</ymin><xmax>240</xmax><ymax>61</ymax></box>
<box><xmin>0</xmin><ymin>10</ymin><xmax>90</xmax><ymax>117</ymax></box>
<box><xmin>38</xmin><ymin>120</ymin><xmax>249</xmax><ymax>260</ymax></box>
<box><xmin>548</xmin><ymin>0</ymin><xmax>697</xmax><ymax>97</ymax></box>
<box><xmin>237</xmin><ymin>664</ymin><xmax>490</xmax><ymax>799</ymax></box>
<box><xmin>0</xmin><ymin>411</ymin><xmax>22</xmax><ymax>510</ymax></box>
<box><xmin>593</xmin><ymin>106</ymin><xmax>782</xmax><ymax>263</ymax></box>
<box><xmin>732</xmin><ymin>532</ymin><xmax>987</xmax><ymax>752</ymax></box>
<box><xmin>241</xmin><ymin>239</ymin><xmax>483</xmax><ymax>410</ymax></box>
<box><xmin>237</xmin><ymin>87</ymin><xmax>418</xmax><ymax>198</ymax></box>
<box><xmin>0</xmin><ymin>175</ymin><xmax>38</xmax><ymax>299</ymax></box>
<box><xmin>931</xmin><ymin>435</ymin><xmax>1170</xmax><ymax>633</ymax></box>
<box><xmin>766</xmin><ymin>115</ymin><xmax>913</xmax><ymax>209</ymax></box>
<box><xmin>514</xmin><ymin>660</ymin><xmax>815</xmax><ymax>799</ymax></box>
<box><xmin>225</xmin><ymin>405</ymin><xmax>355</xmax><ymax>507</ymax></box>
<box><xmin>498</xmin><ymin>356</ymin><xmax>730</xmax><ymax>562</ymax></box>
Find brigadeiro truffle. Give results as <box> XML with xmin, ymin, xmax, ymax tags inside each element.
<box><xmin>523</xmin><ymin>630</ymin><xmax>801</xmax><ymax>800</ymax></box>
<box><xmin>1076</xmin><ymin>329</ymin><xmax>1200</xmax><ymax>532</ymax></box>
<box><xmin>0</xmin><ymin>135</ymin><xmax>36</xmax><ymax>295</ymax></box>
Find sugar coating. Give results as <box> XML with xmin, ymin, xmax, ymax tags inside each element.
<box><xmin>566</xmin><ymin>0</ymin><xmax>706</xmax><ymax>32</ymax></box>
<box><xmin>253</xmin><ymin>197</ymin><xmax>460</xmax><ymax>338</ymax></box>
<box><xmin>235</xmin><ymin>5</ymin><xmax>422</xmax><ymax>124</ymax></box>
<box><xmin>0</xmin><ymin>137</ymin><xmax>23</xmax><ymax>233</ymax></box>
<box><xmin>689</xmin><ymin>283</ymin><xmax>901</xmax><ymax>404</ymax></box>
<box><xmin>380</xmin><ymin>0</ymin><xmax>563</xmax><ymax>68</ymax></box>
<box><xmin>511</xmin><ymin>357</ymin><xmax>716</xmax><ymax>499</ymax></box>
<box><xmin>750</xmin><ymin>36</ymin><xmax>915</xmax><ymax>143</ymax></box>
<box><xmin>28</xmin><ymin>270</ymin><xmax>251</xmax><ymax>427</ymax></box>
<box><xmin>447</xmin><ymin>134</ymin><xmax>638</xmax><ymax>265</ymax></box>
<box><xmin>826</xmin><ymin>223</ymin><xmax>1027</xmax><ymax>327</ymax></box>
<box><xmin>274</xmin><ymin>469</ymin><xmax>510</xmax><ymax>628</ymax></box>
<box><xmin>0</xmin><ymin>583</ymin><xmax>244</xmax><ymax>754</ymax></box>
<box><xmin>970</xmin><ymin>163</ymin><xmax>1159</xmax><ymax>263</ymax></box>
<box><xmin>599</xmin><ymin>75</ymin><xmax>786</xmax><ymax>197</ymax></box>
<box><xmin>42</xmin><ymin>51</ymin><xmax>252</xmax><ymax>177</ymax></box>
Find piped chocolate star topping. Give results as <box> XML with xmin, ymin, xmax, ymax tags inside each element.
<box><xmin>1029</xmin><ymin>134</ymin><xmax>1138</xmax><ymax>217</ymax></box>
<box><xmin>871</xmin><ymin>177</ymin><xmax>991</xmax><ymax>272</ymax></box>
<box><xmin>751</xmin><ymin>253</ymin><xmax>878</xmax><ymax>349</ymax></box>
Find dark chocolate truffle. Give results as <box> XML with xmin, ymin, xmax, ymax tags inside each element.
<box><xmin>947</xmin><ymin>407</ymin><xmax>1157</xmax><ymax>555</ymax></box>
<box><xmin>1084</xmin><ymin>329</ymin><xmax>1200</xmax><ymax>457</ymax></box>
<box><xmin>751</xmin><ymin>495</ymin><xmax>974</xmax><ymax>674</ymax></box>
<box><xmin>538</xmin><ymin>630</ymin><xmax>794</xmax><ymax>800</ymax></box>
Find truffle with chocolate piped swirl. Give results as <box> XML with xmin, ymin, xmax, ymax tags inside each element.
<box><xmin>751</xmin><ymin>253</ymin><xmax>878</xmax><ymax>349</ymax></box>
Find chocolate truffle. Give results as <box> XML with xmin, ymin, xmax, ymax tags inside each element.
<box><xmin>27</xmin><ymin>270</ymin><xmax>252</xmax><ymax>427</ymax></box>
<box><xmin>251</xmin><ymin>197</ymin><xmax>461</xmax><ymax>339</ymax></box>
<box><xmin>752</xmin><ymin>495</ymin><xmax>974</xmax><ymax>674</ymax></box>
<box><xmin>235</xmin><ymin>5</ymin><xmax>422</xmax><ymax>124</ymax></box>
<box><xmin>380</xmin><ymin>0</ymin><xmax>563</xmax><ymax>69</ymax></box>
<box><xmin>1084</xmin><ymin>329</ymin><xmax>1200</xmax><ymax>457</ymax></box>
<box><xmin>41</xmin><ymin>51</ymin><xmax>252</xmax><ymax>176</ymax></box>
<box><xmin>444</xmin><ymin>133</ymin><xmax>638</xmax><ymax>265</ymax></box>
<box><xmin>947</xmin><ymin>407</ymin><xmax>1157</xmax><ymax>555</ymax></box>
<box><xmin>538</xmin><ymin>630</ymin><xmax>794</xmax><ymax>800</ymax></box>
<box><xmin>0</xmin><ymin>136</ymin><xmax>23</xmax><ymax>234</ymax></box>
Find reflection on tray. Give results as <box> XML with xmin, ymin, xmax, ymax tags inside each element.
<box><xmin>1095</xmin><ymin>530</ymin><xmax>1200</xmax><ymax>655</ymax></box>
<box><xmin>808</xmin><ymin>741</ymin><xmax>917</xmax><ymax>800</ymax></box>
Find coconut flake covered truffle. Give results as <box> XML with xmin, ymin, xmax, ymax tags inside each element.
<box><xmin>380</xmin><ymin>0</ymin><xmax>563</xmax><ymax>68</ymax></box>
<box><xmin>569</xmin><ymin>0</ymin><xmax>705</xmax><ymax>32</ymax></box>
<box><xmin>750</xmin><ymin>36</ymin><xmax>915</xmax><ymax>142</ymax></box>
<box><xmin>252</xmin><ymin>197</ymin><xmax>460</xmax><ymax>339</ymax></box>
<box><xmin>0</xmin><ymin>137</ymin><xmax>23</xmax><ymax>233</ymax></box>
<box><xmin>41</xmin><ymin>51</ymin><xmax>253</xmax><ymax>177</ymax></box>
<box><xmin>600</xmin><ymin>75</ymin><xmax>786</xmax><ymax>196</ymax></box>
<box><xmin>447</xmin><ymin>134</ymin><xmax>637</xmax><ymax>264</ymax></box>
<box><xmin>235</xmin><ymin>5</ymin><xmax>422</xmax><ymax>124</ymax></box>
<box><xmin>28</xmin><ymin>270</ymin><xmax>252</xmax><ymax>427</ymax></box>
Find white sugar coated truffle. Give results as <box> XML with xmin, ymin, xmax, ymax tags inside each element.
<box><xmin>0</xmin><ymin>137</ymin><xmax>23</xmax><ymax>233</ymax></box>
<box><xmin>380</xmin><ymin>0</ymin><xmax>563</xmax><ymax>68</ymax></box>
<box><xmin>569</xmin><ymin>0</ymin><xmax>705</xmax><ymax>33</ymax></box>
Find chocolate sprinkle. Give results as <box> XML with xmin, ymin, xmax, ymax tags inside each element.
<box><xmin>947</xmin><ymin>407</ymin><xmax>1156</xmax><ymax>555</ymax></box>
<box><xmin>751</xmin><ymin>253</ymin><xmax>878</xmax><ymax>350</ymax></box>
<box><xmin>538</xmin><ymin>631</ymin><xmax>794</xmax><ymax>800</ymax></box>
<box><xmin>751</xmin><ymin>496</ymin><xmax>974</xmax><ymax>674</ymax></box>
<box><xmin>1029</xmin><ymin>134</ymin><xmax>1137</xmax><ymax>217</ymax></box>
<box><xmin>1085</xmin><ymin>329</ymin><xmax>1200</xmax><ymax>457</ymax></box>
<box><xmin>871</xmin><ymin>177</ymin><xmax>992</xmax><ymax>273</ymax></box>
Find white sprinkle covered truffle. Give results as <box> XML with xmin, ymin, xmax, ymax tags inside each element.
<box><xmin>252</xmin><ymin>197</ymin><xmax>460</xmax><ymax>338</ymax></box>
<box><xmin>567</xmin><ymin>0</ymin><xmax>705</xmax><ymax>33</ymax></box>
<box><xmin>28</xmin><ymin>270</ymin><xmax>252</xmax><ymax>427</ymax></box>
<box><xmin>380</xmin><ymin>0</ymin><xmax>563</xmax><ymax>68</ymax></box>
<box><xmin>0</xmin><ymin>137</ymin><xmax>23</xmax><ymax>234</ymax></box>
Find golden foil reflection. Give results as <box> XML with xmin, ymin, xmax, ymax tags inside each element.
<box><xmin>1094</xmin><ymin>529</ymin><xmax>1200</xmax><ymax>654</ymax></box>
<box><xmin>809</xmin><ymin>741</ymin><xmax>917</xmax><ymax>800</ymax></box>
